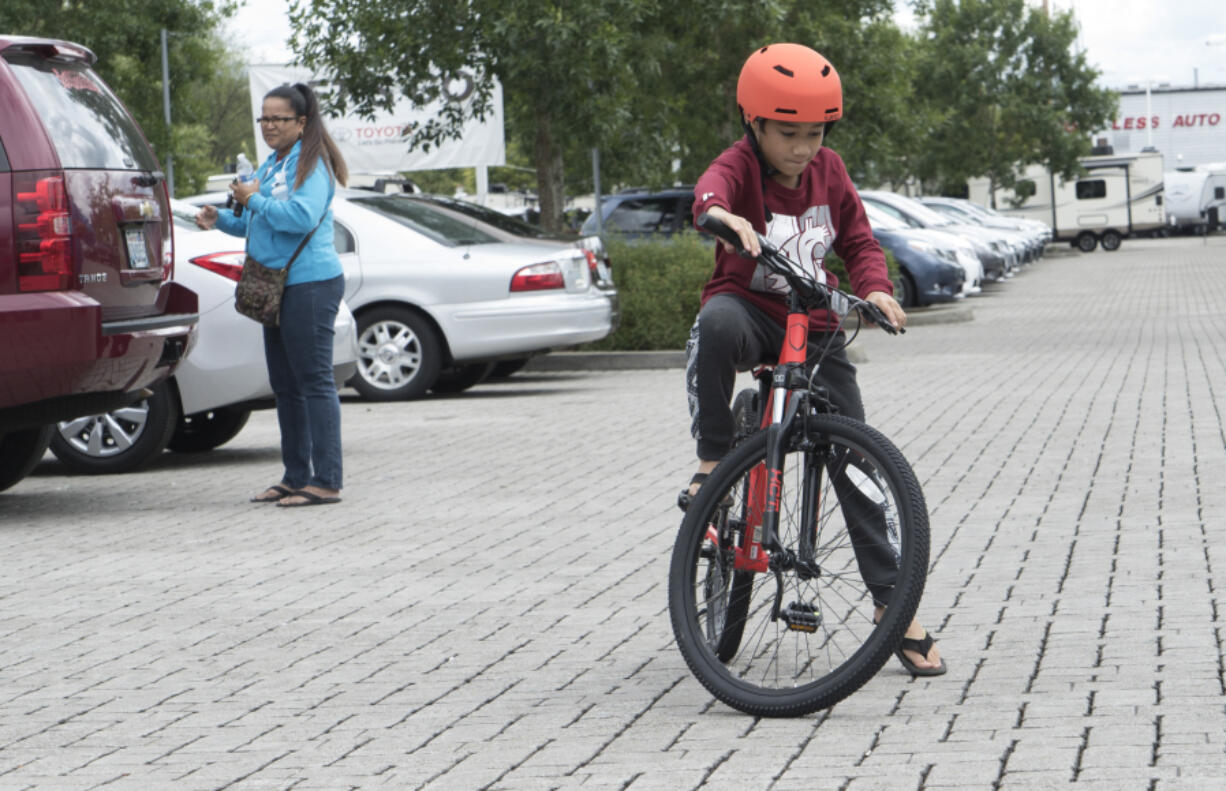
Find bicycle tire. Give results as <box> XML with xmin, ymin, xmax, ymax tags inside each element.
<box><xmin>669</xmin><ymin>413</ymin><xmax>929</xmax><ymax>717</ymax></box>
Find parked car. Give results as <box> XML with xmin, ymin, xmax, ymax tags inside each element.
<box><xmin>859</xmin><ymin>190</ymin><xmax>1016</xmax><ymax>281</ymax></box>
<box><xmin>184</xmin><ymin>191</ymin><xmax>619</xmax><ymax>400</ymax></box>
<box><xmin>861</xmin><ymin>203</ymin><xmax>969</xmax><ymax>307</ymax></box>
<box><xmin>580</xmin><ymin>187</ymin><xmax>697</xmax><ymax>237</ymax></box>
<box><xmin>916</xmin><ymin>196</ymin><xmax>1047</xmax><ymax>262</ymax></box>
<box><xmin>44</xmin><ymin>200</ymin><xmax>359</xmax><ymax>474</ymax></box>
<box><xmin>0</xmin><ymin>35</ymin><xmax>198</xmax><ymax>493</ymax></box>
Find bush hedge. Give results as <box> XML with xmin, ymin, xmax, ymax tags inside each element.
<box><xmin>584</xmin><ymin>234</ymin><xmax>900</xmax><ymax>351</ymax></box>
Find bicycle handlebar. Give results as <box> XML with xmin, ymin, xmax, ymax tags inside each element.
<box><xmin>696</xmin><ymin>212</ymin><xmax>902</xmax><ymax>335</ymax></box>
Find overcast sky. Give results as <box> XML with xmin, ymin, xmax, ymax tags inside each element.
<box><xmin>231</xmin><ymin>0</ymin><xmax>1226</xmax><ymax>90</ymax></box>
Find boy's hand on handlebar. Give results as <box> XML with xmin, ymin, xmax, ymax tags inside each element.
<box><xmin>865</xmin><ymin>291</ymin><xmax>907</xmax><ymax>330</ymax></box>
<box><xmin>705</xmin><ymin>206</ymin><xmax>760</xmax><ymax>257</ymax></box>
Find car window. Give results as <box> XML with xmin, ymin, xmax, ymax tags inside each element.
<box><xmin>169</xmin><ymin>201</ymin><xmax>200</xmax><ymax>230</ymax></box>
<box><xmin>333</xmin><ymin>220</ymin><xmax>355</xmax><ymax>254</ymax></box>
<box><xmin>351</xmin><ymin>195</ymin><xmax>501</xmax><ymax>246</ymax></box>
<box><xmin>862</xmin><ymin>198</ymin><xmax>913</xmax><ymax>226</ymax></box>
<box><xmin>863</xmin><ymin>203</ymin><xmax>907</xmax><ymax>231</ymax></box>
<box><xmin>604</xmin><ymin>197</ymin><xmax>677</xmax><ymax>233</ymax></box>
<box><xmin>411</xmin><ymin>196</ymin><xmax>551</xmax><ymax>238</ymax></box>
<box><xmin>3</xmin><ymin>52</ymin><xmax>158</xmax><ymax>171</ymax></box>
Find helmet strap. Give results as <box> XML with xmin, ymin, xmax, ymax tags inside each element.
<box><xmin>742</xmin><ymin>116</ymin><xmax>776</xmax><ymax>222</ymax></box>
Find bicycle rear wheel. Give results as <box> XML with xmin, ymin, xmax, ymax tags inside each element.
<box><xmin>669</xmin><ymin>413</ymin><xmax>929</xmax><ymax>717</ymax></box>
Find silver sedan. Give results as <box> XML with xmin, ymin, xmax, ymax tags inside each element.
<box><xmin>331</xmin><ymin>191</ymin><xmax>617</xmax><ymax>400</ymax></box>
<box><xmin>183</xmin><ymin>190</ymin><xmax>619</xmax><ymax>400</ymax></box>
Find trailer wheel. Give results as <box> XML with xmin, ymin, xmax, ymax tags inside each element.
<box><xmin>1075</xmin><ymin>232</ymin><xmax>1098</xmax><ymax>253</ymax></box>
<box><xmin>1100</xmin><ymin>230</ymin><xmax>1122</xmax><ymax>251</ymax></box>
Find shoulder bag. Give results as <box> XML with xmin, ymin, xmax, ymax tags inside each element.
<box><xmin>234</xmin><ymin>210</ymin><xmax>328</xmax><ymax>327</ymax></box>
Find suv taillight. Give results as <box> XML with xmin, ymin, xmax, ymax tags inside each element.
<box><xmin>14</xmin><ymin>172</ymin><xmax>74</xmax><ymax>292</ymax></box>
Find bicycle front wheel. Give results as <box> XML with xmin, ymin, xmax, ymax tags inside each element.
<box><xmin>668</xmin><ymin>413</ymin><xmax>929</xmax><ymax>717</ymax></box>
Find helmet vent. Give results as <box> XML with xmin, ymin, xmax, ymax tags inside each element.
<box><xmin>826</xmin><ymin>107</ymin><xmax>839</xmax><ymax>114</ymax></box>
<box><xmin>773</xmin><ymin>65</ymin><xmax>794</xmax><ymax>78</ymax></box>
<box><xmin>774</xmin><ymin>107</ymin><xmax>798</xmax><ymax>115</ymax></box>
<box><xmin>822</xmin><ymin>65</ymin><xmax>831</xmax><ymax>77</ymax></box>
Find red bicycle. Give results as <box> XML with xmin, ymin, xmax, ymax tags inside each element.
<box><xmin>668</xmin><ymin>213</ymin><xmax>930</xmax><ymax>717</ymax></box>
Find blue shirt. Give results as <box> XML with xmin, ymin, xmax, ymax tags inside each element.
<box><xmin>216</xmin><ymin>141</ymin><xmax>341</xmax><ymax>286</ymax></box>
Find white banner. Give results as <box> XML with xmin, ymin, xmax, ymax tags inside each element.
<box><xmin>247</xmin><ymin>64</ymin><xmax>505</xmax><ymax>174</ymax></box>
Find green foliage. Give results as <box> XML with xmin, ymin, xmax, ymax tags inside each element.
<box><xmin>909</xmin><ymin>0</ymin><xmax>1117</xmax><ymax>193</ymax></box>
<box><xmin>584</xmin><ymin>235</ymin><xmax>901</xmax><ymax>351</ymax></box>
<box><xmin>582</xmin><ymin>235</ymin><xmax>712</xmax><ymax>351</ymax></box>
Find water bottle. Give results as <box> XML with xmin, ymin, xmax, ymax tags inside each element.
<box><xmin>232</xmin><ymin>153</ymin><xmax>254</xmax><ymax>216</ymax></box>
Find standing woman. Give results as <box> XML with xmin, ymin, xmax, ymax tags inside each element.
<box><xmin>197</xmin><ymin>83</ymin><xmax>349</xmax><ymax>507</ymax></box>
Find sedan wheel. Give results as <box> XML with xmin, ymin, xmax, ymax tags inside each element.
<box><xmin>167</xmin><ymin>406</ymin><xmax>252</xmax><ymax>453</ymax></box>
<box><xmin>893</xmin><ymin>271</ymin><xmax>916</xmax><ymax>308</ymax></box>
<box><xmin>49</xmin><ymin>381</ymin><xmax>178</xmax><ymax>474</ymax></box>
<box><xmin>431</xmin><ymin>362</ymin><xmax>496</xmax><ymax>394</ymax></box>
<box><xmin>353</xmin><ymin>307</ymin><xmax>442</xmax><ymax>401</ymax></box>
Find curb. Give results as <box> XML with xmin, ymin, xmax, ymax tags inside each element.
<box><xmin>526</xmin><ymin>303</ymin><xmax>974</xmax><ymax>371</ymax></box>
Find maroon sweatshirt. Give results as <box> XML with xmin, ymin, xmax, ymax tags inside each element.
<box><xmin>691</xmin><ymin>137</ymin><xmax>892</xmax><ymax>331</ymax></box>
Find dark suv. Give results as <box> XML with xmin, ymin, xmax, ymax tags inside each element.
<box><xmin>581</xmin><ymin>187</ymin><xmax>697</xmax><ymax>237</ymax></box>
<box><xmin>0</xmin><ymin>36</ymin><xmax>198</xmax><ymax>492</ymax></box>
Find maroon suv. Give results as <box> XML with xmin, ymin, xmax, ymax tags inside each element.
<box><xmin>0</xmin><ymin>36</ymin><xmax>197</xmax><ymax>492</ymax></box>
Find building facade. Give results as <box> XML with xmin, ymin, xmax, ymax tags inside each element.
<box><xmin>1096</xmin><ymin>85</ymin><xmax>1226</xmax><ymax>168</ymax></box>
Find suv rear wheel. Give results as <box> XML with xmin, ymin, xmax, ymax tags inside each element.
<box><xmin>49</xmin><ymin>382</ymin><xmax>177</xmax><ymax>474</ymax></box>
<box><xmin>0</xmin><ymin>426</ymin><xmax>54</xmax><ymax>493</ymax></box>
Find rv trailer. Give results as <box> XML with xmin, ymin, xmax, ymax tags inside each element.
<box><xmin>968</xmin><ymin>150</ymin><xmax>1165</xmax><ymax>252</ymax></box>
<box><xmin>1164</xmin><ymin>166</ymin><xmax>1226</xmax><ymax>234</ymax></box>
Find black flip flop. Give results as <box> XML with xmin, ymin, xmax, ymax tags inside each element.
<box><xmin>895</xmin><ymin>632</ymin><xmax>948</xmax><ymax>676</ymax></box>
<box><xmin>277</xmin><ymin>489</ymin><xmax>342</xmax><ymax>507</ymax></box>
<box><xmin>251</xmin><ymin>484</ymin><xmax>293</xmax><ymax>503</ymax></box>
<box><xmin>677</xmin><ymin>472</ymin><xmax>709</xmax><ymax>512</ymax></box>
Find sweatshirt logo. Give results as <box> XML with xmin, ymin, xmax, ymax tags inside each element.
<box><xmin>751</xmin><ymin>205</ymin><xmax>835</xmax><ymax>294</ymax></box>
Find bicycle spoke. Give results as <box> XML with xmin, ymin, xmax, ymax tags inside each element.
<box><xmin>671</xmin><ymin>414</ymin><xmax>930</xmax><ymax>716</ymax></box>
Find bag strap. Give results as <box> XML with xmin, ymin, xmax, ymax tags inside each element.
<box><xmin>244</xmin><ymin>164</ymin><xmax>335</xmax><ymax>274</ymax></box>
<box><xmin>283</xmin><ymin>209</ymin><xmax>328</xmax><ymax>272</ymax></box>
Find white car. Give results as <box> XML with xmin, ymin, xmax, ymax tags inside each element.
<box><xmin>863</xmin><ymin>203</ymin><xmax>983</xmax><ymax>299</ymax></box>
<box><xmin>183</xmin><ymin>190</ymin><xmax>619</xmax><ymax>400</ymax></box>
<box><xmin>47</xmin><ymin>200</ymin><xmax>359</xmax><ymax>474</ymax></box>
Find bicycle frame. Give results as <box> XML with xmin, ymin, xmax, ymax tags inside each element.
<box><xmin>735</xmin><ymin>289</ymin><xmax>819</xmax><ymax>575</ymax></box>
<box><xmin>694</xmin><ymin>210</ymin><xmax>900</xmax><ymax>583</ymax></box>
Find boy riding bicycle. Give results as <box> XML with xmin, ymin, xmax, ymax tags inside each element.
<box><xmin>683</xmin><ymin>43</ymin><xmax>945</xmax><ymax>676</ymax></box>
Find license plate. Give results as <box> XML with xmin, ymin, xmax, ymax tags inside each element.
<box><xmin>125</xmin><ymin>227</ymin><xmax>150</xmax><ymax>269</ymax></box>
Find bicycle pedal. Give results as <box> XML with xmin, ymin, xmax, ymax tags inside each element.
<box><xmin>780</xmin><ymin>602</ymin><xmax>821</xmax><ymax>633</ymax></box>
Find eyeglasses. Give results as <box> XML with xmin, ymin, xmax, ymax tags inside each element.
<box><xmin>256</xmin><ymin>115</ymin><xmax>299</xmax><ymax>125</ymax></box>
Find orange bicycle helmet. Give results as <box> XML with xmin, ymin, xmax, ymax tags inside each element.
<box><xmin>737</xmin><ymin>43</ymin><xmax>842</xmax><ymax>123</ymax></box>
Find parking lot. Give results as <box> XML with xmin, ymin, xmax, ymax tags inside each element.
<box><xmin>2</xmin><ymin>234</ymin><xmax>1226</xmax><ymax>790</ymax></box>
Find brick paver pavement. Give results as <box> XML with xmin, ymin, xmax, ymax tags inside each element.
<box><xmin>2</xmin><ymin>235</ymin><xmax>1225</xmax><ymax>790</ymax></box>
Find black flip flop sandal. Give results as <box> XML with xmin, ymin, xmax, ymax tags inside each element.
<box><xmin>677</xmin><ymin>473</ymin><xmax>708</xmax><ymax>512</ymax></box>
<box><xmin>251</xmin><ymin>484</ymin><xmax>293</xmax><ymax>503</ymax></box>
<box><xmin>895</xmin><ymin>632</ymin><xmax>948</xmax><ymax>676</ymax></box>
<box><xmin>277</xmin><ymin>489</ymin><xmax>342</xmax><ymax>507</ymax></box>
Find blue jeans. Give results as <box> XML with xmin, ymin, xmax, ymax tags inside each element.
<box><xmin>263</xmin><ymin>275</ymin><xmax>344</xmax><ymax>490</ymax></box>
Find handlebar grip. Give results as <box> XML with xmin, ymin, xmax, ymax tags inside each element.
<box><xmin>696</xmin><ymin>212</ymin><xmax>745</xmax><ymax>253</ymax></box>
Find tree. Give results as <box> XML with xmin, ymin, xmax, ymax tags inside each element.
<box><xmin>909</xmin><ymin>0</ymin><xmax>1117</xmax><ymax>196</ymax></box>
<box><xmin>0</xmin><ymin>0</ymin><xmax>240</xmax><ymax>194</ymax></box>
<box><xmin>289</xmin><ymin>0</ymin><xmax>697</xmax><ymax>232</ymax></box>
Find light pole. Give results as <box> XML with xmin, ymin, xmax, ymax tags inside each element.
<box><xmin>160</xmin><ymin>28</ymin><xmax>174</xmax><ymax>197</ymax></box>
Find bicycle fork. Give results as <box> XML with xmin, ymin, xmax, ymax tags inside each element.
<box><xmin>735</xmin><ymin>311</ymin><xmax>827</xmax><ymax>631</ymax></box>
